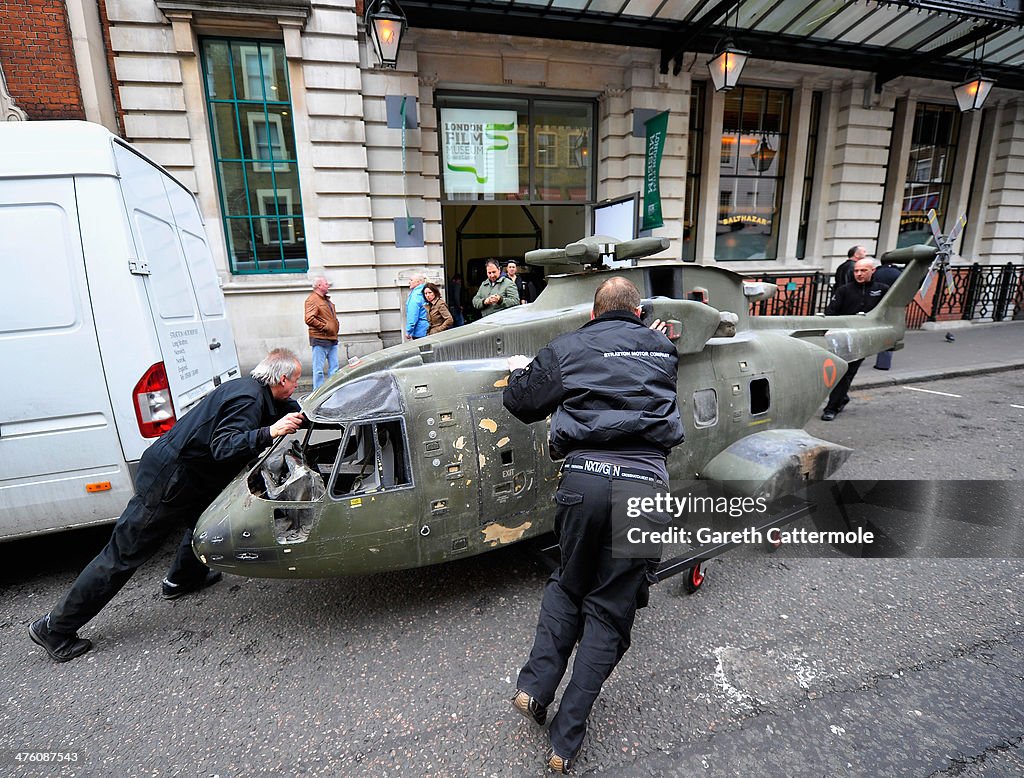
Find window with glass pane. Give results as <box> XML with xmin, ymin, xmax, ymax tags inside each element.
<box><xmin>796</xmin><ymin>92</ymin><xmax>822</xmax><ymax>259</ymax></box>
<box><xmin>437</xmin><ymin>94</ymin><xmax>594</xmax><ymax>204</ymax></box>
<box><xmin>897</xmin><ymin>103</ymin><xmax>960</xmax><ymax>248</ymax></box>
<box><xmin>716</xmin><ymin>87</ymin><xmax>791</xmax><ymax>261</ymax></box>
<box><xmin>682</xmin><ymin>82</ymin><xmax>705</xmax><ymax>262</ymax></box>
<box><xmin>201</xmin><ymin>39</ymin><xmax>306</xmax><ymax>274</ymax></box>
<box><xmin>533</xmin><ymin>100</ymin><xmax>591</xmax><ymax>202</ymax></box>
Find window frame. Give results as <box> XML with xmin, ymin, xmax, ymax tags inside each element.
<box><xmin>199</xmin><ymin>37</ymin><xmax>307</xmax><ymax>275</ymax></box>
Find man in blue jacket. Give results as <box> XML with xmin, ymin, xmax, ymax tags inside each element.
<box><xmin>405</xmin><ymin>273</ymin><xmax>429</xmax><ymax>339</ymax></box>
<box><xmin>503</xmin><ymin>277</ymin><xmax>684</xmax><ymax>772</ymax></box>
<box><xmin>28</xmin><ymin>349</ymin><xmax>306</xmax><ymax>662</ymax></box>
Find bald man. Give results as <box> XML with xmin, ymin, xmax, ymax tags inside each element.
<box><xmin>821</xmin><ymin>258</ymin><xmax>889</xmax><ymax>420</ymax></box>
<box><xmin>503</xmin><ymin>277</ymin><xmax>684</xmax><ymax>772</ymax></box>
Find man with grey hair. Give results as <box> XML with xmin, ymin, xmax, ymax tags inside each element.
<box><xmin>406</xmin><ymin>273</ymin><xmax>429</xmax><ymax>339</ymax></box>
<box><xmin>305</xmin><ymin>276</ymin><xmax>340</xmax><ymax>389</ymax></box>
<box><xmin>28</xmin><ymin>349</ymin><xmax>305</xmax><ymax>662</ymax></box>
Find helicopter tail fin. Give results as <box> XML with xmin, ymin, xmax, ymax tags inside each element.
<box><xmin>867</xmin><ymin>244</ymin><xmax>935</xmax><ymax>324</ymax></box>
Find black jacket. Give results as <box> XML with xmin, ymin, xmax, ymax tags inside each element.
<box><xmin>512</xmin><ymin>275</ymin><xmax>535</xmax><ymax>304</ymax></box>
<box><xmin>144</xmin><ymin>376</ymin><xmax>300</xmax><ymax>494</ymax></box>
<box><xmin>873</xmin><ymin>264</ymin><xmax>902</xmax><ymax>287</ymax></box>
<box><xmin>503</xmin><ymin>311</ymin><xmax>684</xmax><ymax>460</ymax></box>
<box><xmin>834</xmin><ymin>259</ymin><xmax>854</xmax><ymax>287</ymax></box>
<box><xmin>825</xmin><ymin>280</ymin><xmax>889</xmax><ymax>316</ymax></box>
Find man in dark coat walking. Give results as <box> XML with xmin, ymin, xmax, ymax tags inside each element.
<box><xmin>822</xmin><ymin>260</ymin><xmax>889</xmax><ymax>420</ymax></box>
<box><xmin>28</xmin><ymin>349</ymin><xmax>306</xmax><ymax>662</ymax></box>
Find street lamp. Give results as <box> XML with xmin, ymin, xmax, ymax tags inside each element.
<box><xmin>953</xmin><ymin>70</ymin><xmax>995</xmax><ymax>112</ymax></box>
<box><xmin>365</xmin><ymin>0</ymin><xmax>407</xmax><ymax>69</ymax></box>
<box><xmin>708</xmin><ymin>40</ymin><xmax>748</xmax><ymax>92</ymax></box>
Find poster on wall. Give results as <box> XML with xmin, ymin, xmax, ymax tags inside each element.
<box><xmin>440</xmin><ymin>108</ymin><xmax>520</xmax><ymax>196</ymax></box>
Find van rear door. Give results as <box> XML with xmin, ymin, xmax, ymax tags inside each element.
<box><xmin>164</xmin><ymin>182</ymin><xmax>238</xmax><ymax>381</ymax></box>
<box><xmin>113</xmin><ymin>143</ymin><xmax>232</xmax><ymax>413</ymax></box>
<box><xmin>0</xmin><ymin>178</ymin><xmax>132</xmax><ymax>535</ymax></box>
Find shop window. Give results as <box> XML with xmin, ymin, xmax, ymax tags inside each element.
<box><xmin>682</xmin><ymin>82</ymin><xmax>705</xmax><ymax>262</ymax></box>
<box><xmin>438</xmin><ymin>93</ymin><xmax>595</xmax><ymax>203</ymax></box>
<box><xmin>796</xmin><ymin>92</ymin><xmax>822</xmax><ymax>259</ymax></box>
<box><xmin>715</xmin><ymin>87</ymin><xmax>791</xmax><ymax>261</ymax></box>
<box><xmin>897</xmin><ymin>103</ymin><xmax>960</xmax><ymax>248</ymax></box>
<box><xmin>200</xmin><ymin>38</ymin><xmax>306</xmax><ymax>274</ymax></box>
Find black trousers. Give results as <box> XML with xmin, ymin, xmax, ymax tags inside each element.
<box><xmin>825</xmin><ymin>358</ymin><xmax>864</xmax><ymax>412</ymax></box>
<box><xmin>48</xmin><ymin>451</ymin><xmax>214</xmax><ymax>635</ymax></box>
<box><xmin>516</xmin><ymin>466</ymin><xmax>660</xmax><ymax>759</ymax></box>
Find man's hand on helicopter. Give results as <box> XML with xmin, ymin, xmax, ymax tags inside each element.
<box><xmin>270</xmin><ymin>412</ymin><xmax>305</xmax><ymax>438</ymax></box>
<box><xmin>648</xmin><ymin>318</ymin><xmax>669</xmax><ymax>334</ymax></box>
<box><xmin>507</xmin><ymin>355</ymin><xmax>532</xmax><ymax>372</ymax></box>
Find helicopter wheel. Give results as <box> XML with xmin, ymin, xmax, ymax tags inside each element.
<box><xmin>683</xmin><ymin>562</ymin><xmax>706</xmax><ymax>594</ymax></box>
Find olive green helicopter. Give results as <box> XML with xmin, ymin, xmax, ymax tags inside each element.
<box><xmin>192</xmin><ymin>215</ymin><xmax>959</xmax><ymax>586</ymax></box>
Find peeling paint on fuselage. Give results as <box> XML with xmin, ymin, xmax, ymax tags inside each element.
<box><xmin>481</xmin><ymin>521</ymin><xmax>533</xmax><ymax>545</ymax></box>
<box><xmin>478</xmin><ymin>418</ymin><xmax>498</xmax><ymax>433</ymax></box>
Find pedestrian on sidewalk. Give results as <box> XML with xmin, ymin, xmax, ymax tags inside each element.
<box><xmin>822</xmin><ymin>259</ymin><xmax>889</xmax><ymax>420</ymax></box>
<box><xmin>873</xmin><ymin>258</ymin><xmax>902</xmax><ymax>370</ymax></box>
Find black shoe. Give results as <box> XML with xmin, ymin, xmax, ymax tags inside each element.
<box><xmin>512</xmin><ymin>689</ymin><xmax>547</xmax><ymax>726</ymax></box>
<box><xmin>821</xmin><ymin>409</ymin><xmax>837</xmax><ymax>421</ymax></box>
<box><xmin>161</xmin><ymin>570</ymin><xmax>223</xmax><ymax>600</ymax></box>
<box><xmin>837</xmin><ymin>397</ymin><xmax>850</xmax><ymax>412</ymax></box>
<box><xmin>28</xmin><ymin>615</ymin><xmax>92</xmax><ymax>663</ymax></box>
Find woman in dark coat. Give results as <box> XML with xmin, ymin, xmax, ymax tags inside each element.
<box><xmin>423</xmin><ymin>282</ymin><xmax>454</xmax><ymax>335</ymax></box>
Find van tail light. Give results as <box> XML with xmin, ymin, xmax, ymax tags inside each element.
<box><xmin>134</xmin><ymin>362</ymin><xmax>176</xmax><ymax>438</ymax></box>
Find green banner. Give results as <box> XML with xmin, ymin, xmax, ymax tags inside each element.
<box><xmin>642</xmin><ymin>110</ymin><xmax>669</xmax><ymax>232</ymax></box>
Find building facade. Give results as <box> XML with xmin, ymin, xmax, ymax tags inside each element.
<box><xmin>3</xmin><ymin>0</ymin><xmax>1022</xmax><ymax>368</ymax></box>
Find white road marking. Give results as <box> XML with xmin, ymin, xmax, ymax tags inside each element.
<box><xmin>1011</xmin><ymin>404</ymin><xmax>1024</xmax><ymax>410</ymax></box>
<box><xmin>903</xmin><ymin>386</ymin><xmax>962</xmax><ymax>398</ymax></box>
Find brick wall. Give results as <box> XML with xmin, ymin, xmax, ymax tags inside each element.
<box><xmin>0</xmin><ymin>0</ymin><xmax>85</xmax><ymax>120</ymax></box>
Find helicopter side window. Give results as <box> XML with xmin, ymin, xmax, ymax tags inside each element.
<box><xmin>330</xmin><ymin>418</ymin><xmax>412</xmax><ymax>498</ymax></box>
<box><xmin>749</xmin><ymin>378</ymin><xmax>770</xmax><ymax>415</ymax></box>
<box><xmin>692</xmin><ymin>388</ymin><xmax>718</xmax><ymax>428</ymax></box>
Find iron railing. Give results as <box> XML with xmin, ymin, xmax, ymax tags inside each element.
<box><xmin>747</xmin><ymin>263</ymin><xmax>1024</xmax><ymax>328</ymax></box>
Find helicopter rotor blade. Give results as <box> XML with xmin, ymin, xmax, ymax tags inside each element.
<box><xmin>926</xmin><ymin>208</ymin><xmax>944</xmax><ymax>246</ymax></box>
<box><xmin>946</xmin><ymin>213</ymin><xmax>968</xmax><ymax>246</ymax></box>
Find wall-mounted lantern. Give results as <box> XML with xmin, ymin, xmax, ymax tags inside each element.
<box><xmin>366</xmin><ymin>0</ymin><xmax>407</xmax><ymax>69</ymax></box>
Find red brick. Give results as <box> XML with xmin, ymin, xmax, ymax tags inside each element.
<box><xmin>0</xmin><ymin>0</ymin><xmax>85</xmax><ymax>120</ymax></box>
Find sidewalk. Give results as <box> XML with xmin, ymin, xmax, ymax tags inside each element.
<box><xmin>297</xmin><ymin>320</ymin><xmax>1023</xmax><ymax>393</ymax></box>
<box><xmin>855</xmin><ymin>319</ymin><xmax>1024</xmax><ymax>390</ymax></box>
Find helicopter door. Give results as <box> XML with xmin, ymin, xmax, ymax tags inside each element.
<box><xmin>469</xmin><ymin>393</ymin><xmax>538</xmax><ymax>525</ymax></box>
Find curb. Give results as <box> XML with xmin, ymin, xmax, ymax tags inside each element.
<box><xmin>854</xmin><ymin>361</ymin><xmax>1024</xmax><ymax>391</ymax></box>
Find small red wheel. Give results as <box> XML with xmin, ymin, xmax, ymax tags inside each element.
<box><xmin>683</xmin><ymin>563</ymin><xmax>705</xmax><ymax>593</ymax></box>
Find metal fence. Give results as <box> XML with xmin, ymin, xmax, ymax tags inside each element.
<box><xmin>747</xmin><ymin>263</ymin><xmax>1024</xmax><ymax>328</ymax></box>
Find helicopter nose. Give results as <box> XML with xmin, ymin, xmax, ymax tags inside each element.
<box><xmin>193</xmin><ymin>513</ymin><xmax>234</xmax><ymax>568</ymax></box>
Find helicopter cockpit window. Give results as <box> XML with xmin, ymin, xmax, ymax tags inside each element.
<box><xmin>749</xmin><ymin>378</ymin><xmax>770</xmax><ymax>415</ymax></box>
<box><xmin>692</xmin><ymin>388</ymin><xmax>718</xmax><ymax>428</ymax></box>
<box><xmin>329</xmin><ymin>418</ymin><xmax>412</xmax><ymax>497</ymax></box>
<box><xmin>315</xmin><ymin>373</ymin><xmax>404</xmax><ymax>421</ymax></box>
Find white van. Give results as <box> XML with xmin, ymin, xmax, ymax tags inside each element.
<box><xmin>0</xmin><ymin>121</ymin><xmax>240</xmax><ymax>540</ymax></box>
